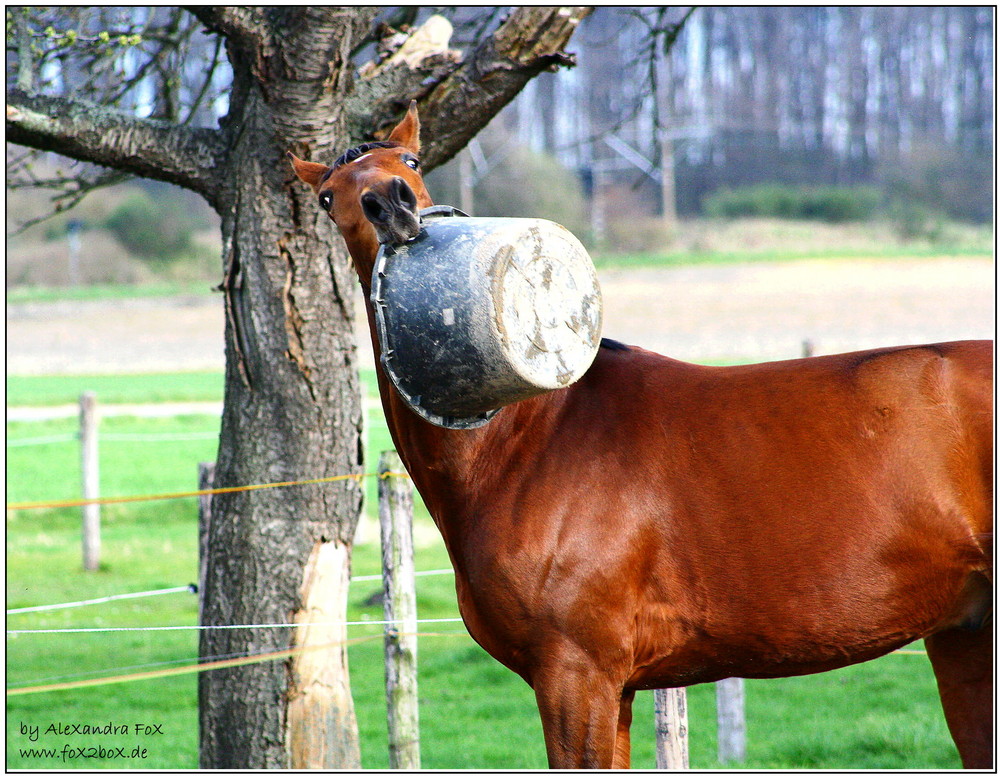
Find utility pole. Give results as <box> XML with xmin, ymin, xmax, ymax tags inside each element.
<box><xmin>459</xmin><ymin>147</ymin><xmax>474</xmax><ymax>216</ymax></box>
<box><xmin>653</xmin><ymin>31</ymin><xmax>678</xmax><ymax>230</ymax></box>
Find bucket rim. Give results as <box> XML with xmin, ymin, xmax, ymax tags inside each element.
<box><xmin>371</xmin><ymin>205</ymin><xmax>502</xmax><ymax>430</ymax></box>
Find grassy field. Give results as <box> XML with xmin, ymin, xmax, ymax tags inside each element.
<box><xmin>6</xmin><ymin>372</ymin><xmax>225</xmax><ymax>407</ymax></box>
<box><xmin>591</xmin><ymin>216</ymin><xmax>993</xmax><ymax>270</ymax></box>
<box><xmin>5</xmin><ymin>281</ymin><xmax>214</xmax><ymax>305</ymax></box>
<box><xmin>5</xmin><ymin>370</ymin><xmax>385</xmax><ymax>409</ymax></box>
<box><xmin>590</xmin><ymin>242</ymin><xmax>993</xmax><ymax>271</ymax></box>
<box><xmin>6</xmin><ymin>372</ymin><xmax>961</xmax><ymax>769</ymax></box>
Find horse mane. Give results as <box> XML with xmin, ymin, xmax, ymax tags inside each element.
<box><xmin>600</xmin><ymin>337</ymin><xmax>630</xmax><ymax>351</ymax></box>
<box><xmin>333</xmin><ymin>140</ymin><xmax>401</xmax><ymax>170</ymax></box>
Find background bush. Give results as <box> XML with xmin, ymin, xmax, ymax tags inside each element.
<box><xmin>877</xmin><ymin>142</ymin><xmax>993</xmax><ymax>225</ymax></box>
<box><xmin>703</xmin><ymin>184</ymin><xmax>881</xmax><ymax>223</ymax></box>
<box><xmin>103</xmin><ymin>189</ymin><xmax>196</xmax><ymax>262</ymax></box>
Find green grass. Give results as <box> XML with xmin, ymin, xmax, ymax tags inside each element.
<box><xmin>591</xmin><ymin>243</ymin><xmax>994</xmax><ymax>271</ymax></box>
<box><xmin>6</xmin><ymin>372</ymin><xmax>225</xmax><ymax>408</ymax></box>
<box><xmin>6</xmin><ymin>371</ymin><xmax>961</xmax><ymax>769</ymax></box>
<box><xmin>6</xmin><ymin>371</ymin><xmax>382</xmax><ymax>409</ymax></box>
<box><xmin>5</xmin><ymin>281</ymin><xmax>214</xmax><ymax>305</ymax></box>
<box><xmin>7</xmin><ymin>416</ymin><xmax>222</xmax><ymax>506</ymax></box>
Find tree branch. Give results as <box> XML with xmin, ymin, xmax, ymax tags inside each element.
<box><xmin>6</xmin><ymin>88</ymin><xmax>228</xmax><ymax>207</ymax></box>
<box><xmin>355</xmin><ymin>6</ymin><xmax>593</xmax><ymax>172</ymax></box>
<box><xmin>184</xmin><ymin>5</ymin><xmax>267</xmax><ymax>50</ymax></box>
<box><xmin>10</xmin><ymin>167</ymin><xmax>133</xmax><ymax>235</ymax></box>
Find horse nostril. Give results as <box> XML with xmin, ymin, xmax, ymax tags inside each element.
<box><xmin>392</xmin><ymin>177</ymin><xmax>418</xmax><ymax>213</ymax></box>
<box><xmin>363</xmin><ymin>180</ymin><xmax>420</xmax><ymax>244</ymax></box>
<box><xmin>361</xmin><ymin>192</ymin><xmax>387</xmax><ymax>224</ymax></box>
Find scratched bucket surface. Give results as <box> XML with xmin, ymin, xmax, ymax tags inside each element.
<box><xmin>371</xmin><ymin>205</ymin><xmax>603</xmax><ymax>429</ymax></box>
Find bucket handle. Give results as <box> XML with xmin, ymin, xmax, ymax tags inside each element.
<box><xmin>418</xmin><ymin>204</ymin><xmax>470</xmax><ymax>221</ymax></box>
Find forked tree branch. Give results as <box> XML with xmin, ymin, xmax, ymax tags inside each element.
<box><xmin>421</xmin><ymin>6</ymin><xmax>592</xmax><ymax>170</ymax></box>
<box><xmin>355</xmin><ymin>6</ymin><xmax>593</xmax><ymax>172</ymax></box>
<box><xmin>6</xmin><ymin>88</ymin><xmax>228</xmax><ymax>208</ymax></box>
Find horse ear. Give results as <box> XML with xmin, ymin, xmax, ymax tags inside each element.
<box><xmin>387</xmin><ymin>101</ymin><xmax>421</xmax><ymax>154</ymax></box>
<box><xmin>288</xmin><ymin>152</ymin><xmax>330</xmax><ymax>190</ymax></box>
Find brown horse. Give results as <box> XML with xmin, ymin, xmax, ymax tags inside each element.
<box><xmin>291</xmin><ymin>104</ymin><xmax>993</xmax><ymax>769</ymax></box>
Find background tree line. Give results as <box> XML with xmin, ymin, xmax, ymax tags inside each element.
<box><xmin>497</xmin><ymin>6</ymin><xmax>993</xmax><ymax>225</ymax></box>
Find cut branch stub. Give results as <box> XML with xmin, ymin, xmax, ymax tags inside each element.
<box><xmin>418</xmin><ymin>6</ymin><xmax>592</xmax><ymax>171</ymax></box>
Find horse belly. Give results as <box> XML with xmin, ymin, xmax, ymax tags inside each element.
<box><xmin>625</xmin><ymin>574</ymin><xmax>958</xmax><ymax>688</ymax></box>
<box><xmin>625</xmin><ymin>508</ymin><xmax>981</xmax><ymax>688</ymax></box>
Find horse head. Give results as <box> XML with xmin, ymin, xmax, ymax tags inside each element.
<box><xmin>289</xmin><ymin>102</ymin><xmax>432</xmax><ymax>281</ymax></box>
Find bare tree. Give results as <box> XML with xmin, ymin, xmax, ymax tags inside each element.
<box><xmin>6</xmin><ymin>5</ymin><xmax>591</xmax><ymax>768</ymax></box>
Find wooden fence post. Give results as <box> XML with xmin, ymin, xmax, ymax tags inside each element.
<box><xmin>715</xmin><ymin>677</ymin><xmax>746</xmax><ymax>764</ymax></box>
<box><xmin>197</xmin><ymin>462</ymin><xmax>215</xmax><ymax>623</ymax></box>
<box><xmin>79</xmin><ymin>391</ymin><xmax>100</xmax><ymax>571</ymax></box>
<box><xmin>378</xmin><ymin>450</ymin><xmax>421</xmax><ymax>769</ymax></box>
<box><xmin>654</xmin><ymin>687</ymin><xmax>689</xmax><ymax>769</ymax></box>
<box><xmin>355</xmin><ymin>381</ymin><xmax>374</xmax><ymax>545</ymax></box>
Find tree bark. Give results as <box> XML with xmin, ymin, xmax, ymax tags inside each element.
<box><xmin>6</xmin><ymin>6</ymin><xmax>591</xmax><ymax>768</ymax></box>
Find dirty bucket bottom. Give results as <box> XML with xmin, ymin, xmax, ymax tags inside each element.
<box><xmin>372</xmin><ymin>206</ymin><xmax>603</xmax><ymax>429</ymax></box>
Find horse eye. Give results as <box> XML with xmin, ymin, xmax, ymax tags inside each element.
<box><xmin>319</xmin><ymin>191</ymin><xmax>333</xmax><ymax>210</ymax></box>
<box><xmin>404</xmin><ymin>156</ymin><xmax>420</xmax><ymax>170</ymax></box>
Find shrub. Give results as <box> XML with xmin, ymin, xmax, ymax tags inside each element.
<box><xmin>424</xmin><ymin>130</ymin><xmax>588</xmax><ymax>241</ymax></box>
<box><xmin>603</xmin><ymin>217</ymin><xmax>676</xmax><ymax>253</ymax></box>
<box><xmin>104</xmin><ymin>190</ymin><xmax>194</xmax><ymax>261</ymax></box>
<box><xmin>877</xmin><ymin>141</ymin><xmax>993</xmax><ymax>225</ymax></box>
<box><xmin>887</xmin><ymin>201</ymin><xmax>945</xmax><ymax>242</ymax></box>
<box><xmin>471</xmin><ymin>147</ymin><xmax>587</xmax><ymax>237</ymax></box>
<box><xmin>704</xmin><ymin>183</ymin><xmax>881</xmax><ymax>223</ymax></box>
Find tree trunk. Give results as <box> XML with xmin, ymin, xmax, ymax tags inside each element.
<box><xmin>198</xmin><ymin>166</ymin><xmax>366</xmax><ymax>766</ymax></box>
<box><xmin>194</xmin><ymin>7</ymin><xmax>593</xmax><ymax>765</ymax></box>
<box><xmin>197</xmin><ymin>12</ymin><xmax>371</xmax><ymax>767</ymax></box>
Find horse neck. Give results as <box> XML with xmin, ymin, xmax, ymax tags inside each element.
<box><xmin>350</xmin><ymin>237</ymin><xmax>489</xmax><ymax>515</ymax></box>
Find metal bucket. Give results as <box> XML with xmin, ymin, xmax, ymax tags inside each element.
<box><xmin>371</xmin><ymin>206</ymin><xmax>603</xmax><ymax>429</ymax></box>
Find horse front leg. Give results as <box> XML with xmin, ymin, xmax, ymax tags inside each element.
<box><xmin>925</xmin><ymin>624</ymin><xmax>994</xmax><ymax>769</ymax></box>
<box><xmin>613</xmin><ymin>689</ymin><xmax>636</xmax><ymax>769</ymax></box>
<box><xmin>533</xmin><ymin>664</ymin><xmax>622</xmax><ymax>768</ymax></box>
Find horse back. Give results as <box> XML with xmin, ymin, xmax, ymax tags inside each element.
<box><xmin>588</xmin><ymin>339</ymin><xmax>993</xmax><ymax>522</ymax></box>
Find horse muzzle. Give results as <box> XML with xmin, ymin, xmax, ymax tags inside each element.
<box><xmin>361</xmin><ymin>176</ymin><xmax>421</xmax><ymax>246</ymax></box>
